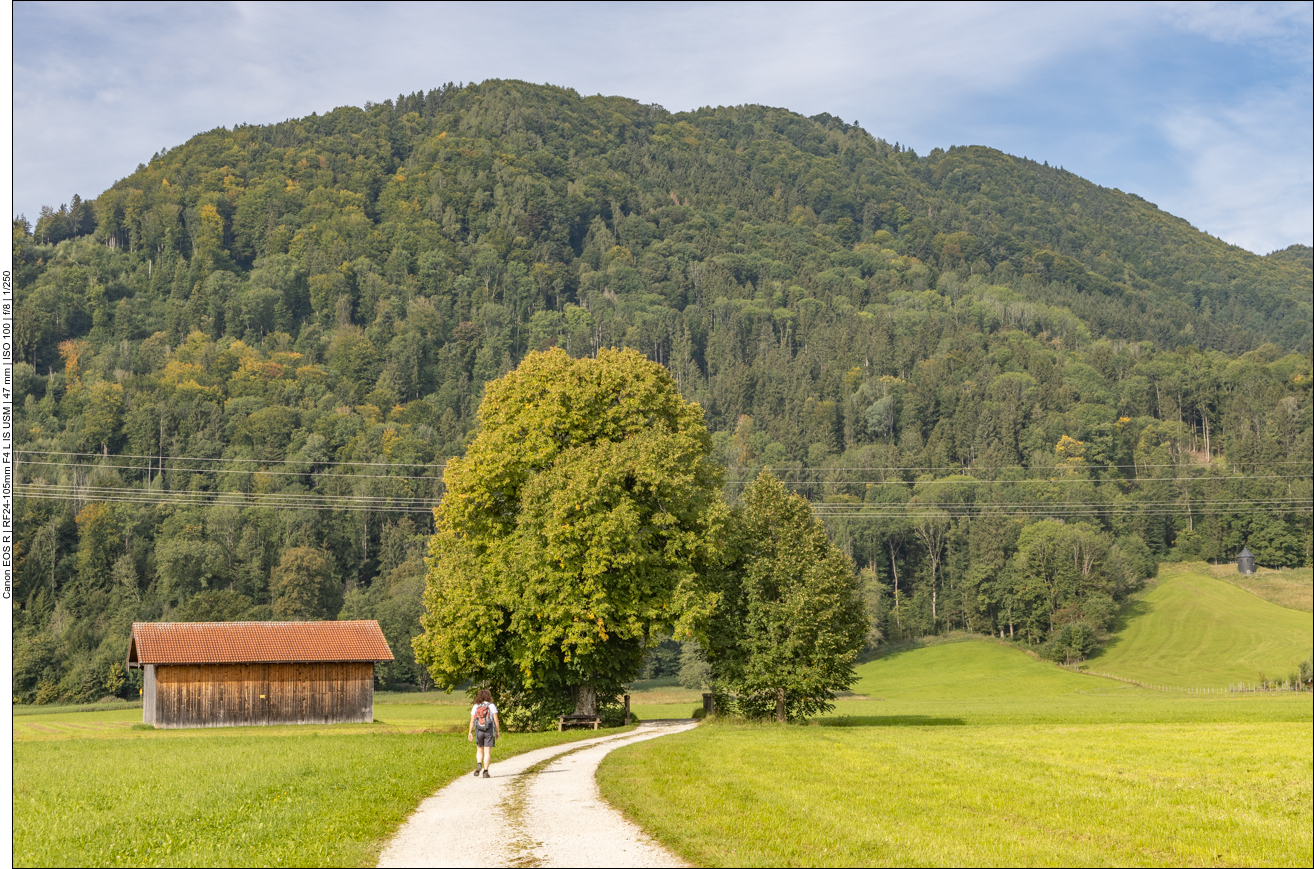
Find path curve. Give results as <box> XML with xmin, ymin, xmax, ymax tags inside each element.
<box><xmin>378</xmin><ymin>720</ymin><xmax>696</xmax><ymax>868</ymax></box>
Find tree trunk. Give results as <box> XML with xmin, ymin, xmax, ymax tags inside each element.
<box><xmin>571</xmin><ymin>685</ymin><xmax>598</xmax><ymax>717</ymax></box>
<box><xmin>775</xmin><ymin>687</ymin><xmax>786</xmax><ymax>724</ymax></box>
<box><xmin>888</xmin><ymin>541</ymin><xmax>902</xmax><ymax>630</ymax></box>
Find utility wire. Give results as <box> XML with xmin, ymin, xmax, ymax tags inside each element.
<box><xmin>15</xmin><ymin>486</ymin><xmax>437</xmax><ymax>514</ymax></box>
<box><xmin>726</xmin><ymin>474</ymin><xmax>1311</xmax><ymax>485</ymax></box>
<box><xmin>16</xmin><ymin>450</ymin><xmax>448</xmax><ymax>469</ymax></box>
<box><xmin>19</xmin><ymin>449</ymin><xmax>1310</xmax><ymax>473</ymax></box>
<box><xmin>15</xmin><ymin>459</ymin><xmax>446</xmax><ymax>481</ymax></box>
<box><xmin>15</xmin><ymin>484</ymin><xmax>1310</xmax><ymax>517</ymax></box>
<box><xmin>18</xmin><ymin>459</ymin><xmax>1308</xmax><ymax>486</ymax></box>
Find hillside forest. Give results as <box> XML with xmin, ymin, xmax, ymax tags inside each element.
<box><xmin>10</xmin><ymin>80</ymin><xmax>1313</xmax><ymax>704</ymax></box>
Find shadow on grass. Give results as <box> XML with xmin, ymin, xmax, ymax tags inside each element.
<box><xmin>1089</xmin><ymin>599</ymin><xmax>1152</xmax><ymax>660</ymax></box>
<box><xmin>858</xmin><ymin>632</ymin><xmax>984</xmax><ymax>665</ymax></box>
<box><xmin>817</xmin><ymin>715</ymin><xmax>966</xmax><ymax>728</ymax></box>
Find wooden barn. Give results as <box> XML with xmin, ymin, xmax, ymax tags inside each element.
<box><xmin>126</xmin><ymin>621</ymin><xmax>394</xmax><ymax>729</ymax></box>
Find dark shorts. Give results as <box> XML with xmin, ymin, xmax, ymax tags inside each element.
<box><xmin>475</xmin><ymin>729</ymin><xmax>497</xmax><ymax>748</ymax></box>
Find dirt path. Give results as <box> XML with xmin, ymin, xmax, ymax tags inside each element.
<box><xmin>378</xmin><ymin>720</ymin><xmax>696</xmax><ymax>868</ymax></box>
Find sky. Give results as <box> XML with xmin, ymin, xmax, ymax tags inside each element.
<box><xmin>11</xmin><ymin>0</ymin><xmax>1313</xmax><ymax>255</ymax></box>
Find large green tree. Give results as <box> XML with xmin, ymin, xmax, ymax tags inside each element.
<box><xmin>413</xmin><ymin>347</ymin><xmax>725</xmax><ymax>719</ymax></box>
<box><xmin>706</xmin><ymin>472</ymin><xmax>867</xmax><ymax>722</ymax></box>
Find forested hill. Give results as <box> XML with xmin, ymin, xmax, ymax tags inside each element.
<box><xmin>12</xmin><ymin>80</ymin><xmax>1312</xmax><ymax>704</ymax></box>
<box><xmin>21</xmin><ymin>81</ymin><xmax>1312</xmax><ymax>357</ymax></box>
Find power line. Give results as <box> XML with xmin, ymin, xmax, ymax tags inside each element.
<box><xmin>16</xmin><ymin>459</ymin><xmax>446</xmax><ymax>482</ymax></box>
<box><xmin>15</xmin><ymin>485</ymin><xmax>438</xmax><ymax>514</ymax></box>
<box><xmin>18</xmin><ymin>492</ymin><xmax>433</xmax><ymax>513</ymax></box>
<box><xmin>15</xmin><ymin>482</ymin><xmax>1309</xmax><ymax>517</ymax></box>
<box><xmin>813</xmin><ymin>494</ymin><xmax>1312</xmax><ymax>511</ymax></box>
<box><xmin>19</xmin><ymin>449</ymin><xmax>1310</xmax><ymax>473</ymax></box>
<box><xmin>814</xmin><ymin>509</ymin><xmax>1309</xmax><ymax>518</ymax></box>
<box><xmin>730</xmin><ymin>461</ymin><xmax>1312</xmax><ymax>472</ymax></box>
<box><xmin>16</xmin><ymin>449</ymin><xmax>448</xmax><ymax>469</ymax></box>
<box><xmin>725</xmin><ymin>474</ymin><xmax>1311</xmax><ymax>485</ymax></box>
<box><xmin>21</xmin><ymin>458</ymin><xmax>1306</xmax><ymax>486</ymax></box>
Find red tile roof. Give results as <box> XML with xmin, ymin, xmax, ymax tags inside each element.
<box><xmin>128</xmin><ymin>621</ymin><xmax>394</xmax><ymax>665</ymax></box>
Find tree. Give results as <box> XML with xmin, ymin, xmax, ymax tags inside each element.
<box><xmin>911</xmin><ymin>507</ymin><xmax>950</xmax><ymax>628</ymax></box>
<box><xmin>270</xmin><ymin>547</ymin><xmax>334</xmax><ymax>620</ymax></box>
<box><xmin>707</xmin><ymin>472</ymin><xmax>867</xmax><ymax>723</ymax></box>
<box><xmin>74</xmin><ymin>503</ymin><xmax>120</xmax><ymax>592</ymax></box>
<box><xmin>82</xmin><ymin>380</ymin><xmax>124</xmax><ymax>452</ymax></box>
<box><xmin>413</xmin><ymin>347</ymin><xmax>724</xmax><ymax>720</ymax></box>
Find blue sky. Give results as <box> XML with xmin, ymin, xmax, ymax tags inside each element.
<box><xmin>12</xmin><ymin>0</ymin><xmax>1312</xmax><ymax>254</ymax></box>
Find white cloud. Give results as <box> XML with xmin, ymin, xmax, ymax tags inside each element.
<box><xmin>11</xmin><ymin>1</ymin><xmax>1310</xmax><ymax>251</ymax></box>
<box><xmin>1158</xmin><ymin>0</ymin><xmax>1313</xmax><ymax>48</ymax></box>
<box><xmin>1159</xmin><ymin>82</ymin><xmax>1313</xmax><ymax>253</ymax></box>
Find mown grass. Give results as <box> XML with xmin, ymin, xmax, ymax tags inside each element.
<box><xmin>599</xmin><ymin>718</ymin><xmax>1311</xmax><ymax>867</ymax></box>
<box><xmin>12</xmin><ymin>703</ymin><xmax>624</xmax><ymax>867</ymax></box>
<box><xmin>1092</xmin><ymin>565</ymin><xmax>1313</xmax><ymax>687</ymax></box>
<box><xmin>11</xmin><ymin>696</ymin><xmax>474</xmax><ymax>742</ymax></box>
<box><xmin>11</xmin><ymin>698</ymin><xmax>141</xmax><ymax>717</ymax></box>
<box><xmin>600</xmin><ymin>640</ymin><xmax>1313</xmax><ymax>867</ymax></box>
<box><xmin>830</xmin><ymin>639</ymin><xmax>1311</xmax><ymax>725</ymax></box>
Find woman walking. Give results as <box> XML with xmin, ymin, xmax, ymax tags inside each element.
<box><xmin>468</xmin><ymin>688</ymin><xmax>501</xmax><ymax>778</ymax></box>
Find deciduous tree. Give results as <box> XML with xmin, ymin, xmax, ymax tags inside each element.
<box><xmin>414</xmin><ymin>347</ymin><xmax>724</xmax><ymax>720</ymax></box>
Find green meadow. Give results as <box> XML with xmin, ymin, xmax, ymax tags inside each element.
<box><xmin>600</xmin><ymin>641</ymin><xmax>1313</xmax><ymax>867</ymax></box>
<box><xmin>14</xmin><ymin>561</ymin><xmax>1313</xmax><ymax>867</ymax></box>
<box><xmin>1091</xmin><ymin>563</ymin><xmax>1312</xmax><ymax>688</ymax></box>
<box><xmin>12</xmin><ymin>695</ymin><xmax>613</xmax><ymax>868</ymax></box>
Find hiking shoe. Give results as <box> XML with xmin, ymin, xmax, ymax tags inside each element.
<box><xmin>473</xmin><ymin>765</ymin><xmax>482</xmax><ymax>777</ymax></box>
<box><xmin>482</xmin><ymin>770</ymin><xmax>491</xmax><ymax>778</ymax></box>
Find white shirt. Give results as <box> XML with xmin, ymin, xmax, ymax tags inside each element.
<box><xmin>471</xmin><ymin>702</ymin><xmax>498</xmax><ymax>717</ymax></box>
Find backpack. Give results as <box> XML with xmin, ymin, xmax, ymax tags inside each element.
<box><xmin>475</xmin><ymin>703</ymin><xmax>495</xmax><ymax>733</ymax></box>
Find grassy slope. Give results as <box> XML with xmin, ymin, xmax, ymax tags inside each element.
<box><xmin>1199</xmin><ymin>562</ymin><xmax>1313</xmax><ymax>613</ymax></box>
<box><xmin>1091</xmin><ymin>565</ymin><xmax>1313</xmax><ymax>687</ymax></box>
<box><xmin>599</xmin><ymin>641</ymin><xmax>1313</xmax><ymax>867</ymax></box>
<box><xmin>819</xmin><ymin>640</ymin><xmax>1306</xmax><ymax>725</ymax></box>
<box><xmin>12</xmin><ymin>698</ymin><xmax>619</xmax><ymax>867</ymax></box>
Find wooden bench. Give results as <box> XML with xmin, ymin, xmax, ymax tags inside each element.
<box><xmin>557</xmin><ymin>714</ymin><xmax>602</xmax><ymax>731</ymax></box>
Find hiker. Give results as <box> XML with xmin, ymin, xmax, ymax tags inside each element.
<box><xmin>468</xmin><ymin>688</ymin><xmax>501</xmax><ymax>778</ymax></box>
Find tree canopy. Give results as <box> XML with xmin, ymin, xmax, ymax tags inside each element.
<box><xmin>413</xmin><ymin>347</ymin><xmax>725</xmax><ymax>717</ymax></box>
<box><xmin>704</xmin><ymin>472</ymin><xmax>867</xmax><ymax>721</ymax></box>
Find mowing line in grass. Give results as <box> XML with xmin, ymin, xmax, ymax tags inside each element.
<box><xmin>1093</xmin><ymin>566</ymin><xmax>1313</xmax><ymax>688</ymax></box>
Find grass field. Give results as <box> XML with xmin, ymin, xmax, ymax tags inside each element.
<box><xmin>600</xmin><ymin>640</ymin><xmax>1313</xmax><ymax>867</ymax></box>
<box><xmin>1092</xmin><ymin>564</ymin><xmax>1313</xmax><ymax>688</ymax></box>
<box><xmin>12</xmin><ymin>695</ymin><xmax>622</xmax><ymax>867</ymax></box>
<box><xmin>625</xmin><ymin>677</ymin><xmax>708</xmax><ymax>721</ymax></box>
<box><xmin>1199</xmin><ymin>561</ymin><xmax>1313</xmax><ymax>612</ymax></box>
<box><xmin>15</xmin><ymin>563</ymin><xmax>1313</xmax><ymax>867</ymax></box>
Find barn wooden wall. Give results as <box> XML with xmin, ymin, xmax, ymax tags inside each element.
<box><xmin>143</xmin><ymin>664</ymin><xmax>157</xmax><ymax>724</ymax></box>
<box><xmin>146</xmin><ymin>662</ymin><xmax>374</xmax><ymax>728</ymax></box>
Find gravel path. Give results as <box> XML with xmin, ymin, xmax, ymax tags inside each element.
<box><xmin>378</xmin><ymin>720</ymin><xmax>696</xmax><ymax>868</ymax></box>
